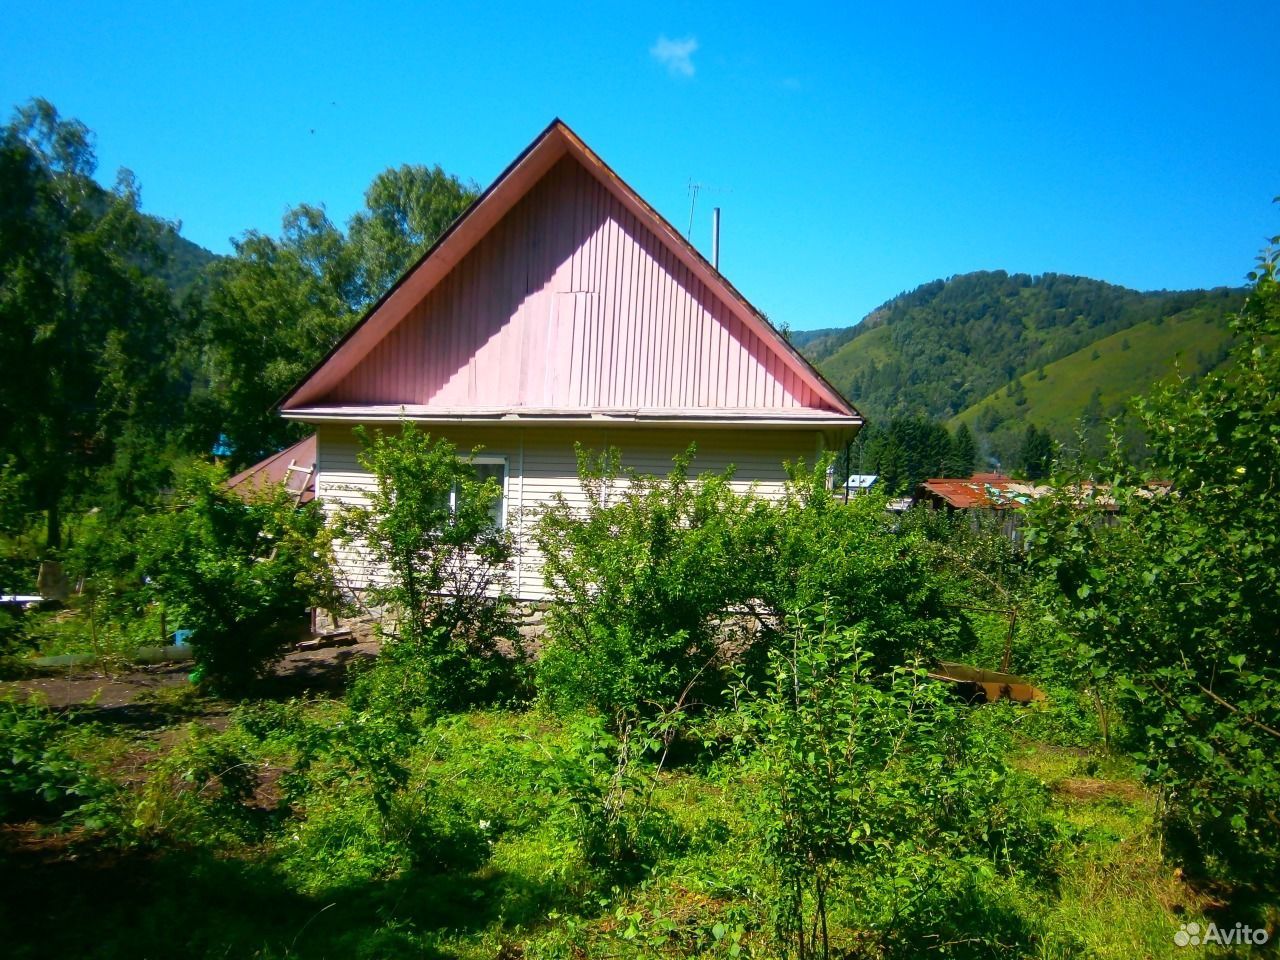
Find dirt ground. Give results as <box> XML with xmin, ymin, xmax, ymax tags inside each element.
<box><xmin>0</xmin><ymin>639</ymin><xmax>379</xmax><ymax>721</ymax></box>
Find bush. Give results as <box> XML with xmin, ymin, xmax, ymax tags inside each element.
<box><xmin>759</xmin><ymin>464</ymin><xmax>964</xmax><ymax>671</ymax></box>
<box><xmin>534</xmin><ymin>444</ymin><xmax>764</xmax><ymax>719</ymax></box>
<box><xmin>535</xmin><ymin>447</ymin><xmax>964</xmax><ymax>720</ymax></box>
<box><xmin>0</xmin><ymin>607</ymin><xmax>30</xmax><ymax>674</ymax></box>
<box><xmin>134</xmin><ymin>722</ymin><xmax>270</xmax><ymax>844</ymax></box>
<box><xmin>0</xmin><ymin>700</ymin><xmax>122</xmax><ymax>831</ymax></box>
<box><xmin>230</xmin><ymin>701</ymin><xmax>490</xmax><ymax>892</ymax></box>
<box><xmin>733</xmin><ymin>615</ymin><xmax>1055</xmax><ymax>958</ymax></box>
<box><xmin>335</xmin><ymin>423</ymin><xmax>523</xmax><ymax>716</ymax></box>
<box><xmin>1023</xmin><ymin>239</ymin><xmax>1280</xmax><ymax>896</ymax></box>
<box><xmin>527</xmin><ymin>710</ymin><xmax>680</xmax><ymax>882</ymax></box>
<box><xmin>140</xmin><ymin>460</ymin><xmax>331</xmax><ymax>694</ymax></box>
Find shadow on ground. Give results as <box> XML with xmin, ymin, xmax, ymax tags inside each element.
<box><xmin>0</xmin><ymin>822</ymin><xmax>504</xmax><ymax>959</ymax></box>
<box><xmin>0</xmin><ymin>641</ymin><xmax>380</xmax><ymax>730</ymax></box>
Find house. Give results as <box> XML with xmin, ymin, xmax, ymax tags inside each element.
<box><xmin>914</xmin><ymin>473</ymin><xmax>1041</xmax><ymax>539</ymax></box>
<box><xmin>278</xmin><ymin>120</ymin><xmax>863</xmax><ymax>600</ymax></box>
<box><xmin>843</xmin><ymin>473</ymin><xmax>878</xmax><ymax>496</ymax></box>
<box><xmin>915</xmin><ymin>473</ymin><xmax>1040</xmax><ymax>512</ymax></box>
<box><xmin>913</xmin><ymin>472</ymin><xmax>1163</xmax><ymax>539</ymax></box>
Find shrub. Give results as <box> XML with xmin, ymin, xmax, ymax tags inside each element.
<box><xmin>535</xmin><ymin>447</ymin><xmax>967</xmax><ymax>721</ymax></box>
<box><xmin>232</xmin><ymin>702</ymin><xmax>489</xmax><ymax>892</ymax></box>
<box><xmin>134</xmin><ymin>722</ymin><xmax>270</xmax><ymax>844</ymax></box>
<box><xmin>527</xmin><ymin>710</ymin><xmax>679</xmax><ymax>881</ymax></box>
<box><xmin>733</xmin><ymin>615</ymin><xmax>1055</xmax><ymax>958</ymax></box>
<box><xmin>758</xmin><ymin>463</ymin><xmax>964</xmax><ymax>670</ymax></box>
<box><xmin>0</xmin><ymin>607</ymin><xmax>29</xmax><ymax>674</ymax></box>
<box><xmin>534</xmin><ymin>444</ymin><xmax>766</xmax><ymax>719</ymax></box>
<box><xmin>279</xmin><ymin>786</ymin><xmax>406</xmax><ymax>890</ymax></box>
<box><xmin>1023</xmin><ymin>239</ymin><xmax>1280</xmax><ymax>896</ymax></box>
<box><xmin>141</xmin><ymin>460</ymin><xmax>331</xmax><ymax>693</ymax></box>
<box><xmin>0</xmin><ymin>700</ymin><xmax>122</xmax><ymax>831</ymax></box>
<box><xmin>335</xmin><ymin>423</ymin><xmax>522</xmax><ymax>716</ymax></box>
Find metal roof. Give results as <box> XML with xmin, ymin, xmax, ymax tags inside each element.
<box><xmin>279</xmin><ymin>119</ymin><xmax>861</xmax><ymax>430</ymax></box>
<box><xmin>844</xmin><ymin>474</ymin><xmax>878</xmax><ymax>489</ymax></box>
<box><xmin>226</xmin><ymin>434</ymin><xmax>316</xmax><ymax>504</ymax></box>
<box><xmin>917</xmin><ymin>474</ymin><xmax>1043</xmax><ymax>510</ymax></box>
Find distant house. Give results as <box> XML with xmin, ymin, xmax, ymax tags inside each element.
<box><xmin>914</xmin><ymin>472</ymin><xmax>1043</xmax><ymax>539</ymax></box>
<box><xmin>278</xmin><ymin>120</ymin><xmax>863</xmax><ymax>600</ymax></box>
<box><xmin>913</xmin><ymin>472</ymin><xmax>1163</xmax><ymax>538</ymax></box>
<box><xmin>843</xmin><ymin>473</ymin><xmax>878</xmax><ymax>496</ymax></box>
<box><xmin>916</xmin><ymin>473</ymin><xmax>1040</xmax><ymax>511</ymax></box>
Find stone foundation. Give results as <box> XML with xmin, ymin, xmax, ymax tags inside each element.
<box><xmin>311</xmin><ymin>598</ymin><xmax>550</xmax><ymax>649</ymax></box>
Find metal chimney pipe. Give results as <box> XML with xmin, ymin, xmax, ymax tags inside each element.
<box><xmin>712</xmin><ymin>207</ymin><xmax>721</xmax><ymax>271</ymax></box>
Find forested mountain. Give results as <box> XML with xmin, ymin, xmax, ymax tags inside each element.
<box><xmin>803</xmin><ymin>272</ymin><xmax>1244</xmax><ymax>466</ymax></box>
<box><xmin>153</xmin><ymin>227</ymin><xmax>218</xmax><ymax>297</ymax></box>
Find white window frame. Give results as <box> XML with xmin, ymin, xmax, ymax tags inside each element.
<box><xmin>459</xmin><ymin>455</ymin><xmax>509</xmax><ymax>529</ymax></box>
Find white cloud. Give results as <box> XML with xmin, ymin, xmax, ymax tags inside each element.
<box><xmin>650</xmin><ymin>35</ymin><xmax>698</xmax><ymax>78</ymax></box>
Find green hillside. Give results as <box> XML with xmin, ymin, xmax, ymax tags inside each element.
<box><xmin>951</xmin><ymin>301</ymin><xmax>1236</xmax><ymax>463</ymax></box>
<box><xmin>804</xmin><ymin>271</ymin><xmax>1244</xmax><ymax>465</ymax></box>
<box><xmin>153</xmin><ymin>225</ymin><xmax>219</xmax><ymax>297</ymax></box>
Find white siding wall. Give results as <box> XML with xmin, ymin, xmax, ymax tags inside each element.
<box><xmin>315</xmin><ymin>423</ymin><xmax>825</xmax><ymax>600</ymax></box>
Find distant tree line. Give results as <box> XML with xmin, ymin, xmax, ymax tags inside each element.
<box><xmin>832</xmin><ymin>415</ymin><xmax>1064</xmax><ymax>494</ymax></box>
<box><xmin>833</xmin><ymin>418</ymin><xmax>977</xmax><ymax>495</ymax></box>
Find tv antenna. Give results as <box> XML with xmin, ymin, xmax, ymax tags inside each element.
<box><xmin>686</xmin><ymin>180</ymin><xmax>730</xmax><ymax>240</ymax></box>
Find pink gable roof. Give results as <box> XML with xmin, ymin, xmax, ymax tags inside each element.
<box><xmin>281</xmin><ymin>120</ymin><xmax>860</xmax><ymax>427</ymax></box>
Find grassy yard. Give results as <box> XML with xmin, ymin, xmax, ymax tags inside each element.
<box><xmin>0</xmin><ymin>672</ymin><xmax>1247</xmax><ymax>959</ymax></box>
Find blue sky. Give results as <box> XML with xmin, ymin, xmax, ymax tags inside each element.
<box><xmin>3</xmin><ymin>1</ymin><xmax>1275</xmax><ymax>330</ymax></box>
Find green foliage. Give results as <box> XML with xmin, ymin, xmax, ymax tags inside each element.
<box><xmin>763</xmin><ymin>466</ymin><xmax>963</xmax><ymax>672</ymax></box>
<box><xmin>135</xmin><ymin>722</ymin><xmax>268</xmax><ymax>844</ymax></box>
<box><xmin>836</xmin><ymin>416</ymin><xmax>980</xmax><ymax>493</ymax></box>
<box><xmin>0</xmin><ymin>700</ymin><xmax>122</xmax><ymax>831</ymax></box>
<box><xmin>278</xmin><ymin>759</ymin><xmax>487</xmax><ymax>893</ymax></box>
<box><xmin>1024</xmin><ymin>237</ymin><xmax>1280</xmax><ymax>896</ymax></box>
<box><xmin>733</xmin><ymin>616</ymin><xmax>1054</xmax><ymax>958</ymax></box>
<box><xmin>347</xmin><ymin>163</ymin><xmax>478</xmax><ymax>303</ymax></box>
<box><xmin>0</xmin><ymin>99</ymin><xmax>190</xmax><ymax>547</ymax></box>
<box><xmin>527</xmin><ymin>710</ymin><xmax>686</xmax><ymax>882</ymax></box>
<box><xmin>336</xmin><ymin>423</ymin><xmax>521</xmax><ymax>716</ymax></box>
<box><xmin>947</xmin><ymin>422</ymin><xmax>978</xmax><ymax>476</ymax></box>
<box><xmin>812</xmin><ymin>269</ymin><xmax>1241</xmax><ymax>426</ymax></box>
<box><xmin>534</xmin><ymin>444</ymin><xmax>762</xmax><ymax>719</ymax></box>
<box><xmin>0</xmin><ymin>691</ymin><xmax>1225</xmax><ymax>959</ymax></box>
<box><xmin>141</xmin><ymin>461</ymin><xmax>329</xmax><ymax>693</ymax></box>
<box><xmin>846</xmin><ymin>416</ymin><xmax>953</xmax><ymax>493</ymax></box>
<box><xmin>1017</xmin><ymin>424</ymin><xmax>1056</xmax><ymax>480</ymax></box>
<box><xmin>188</xmin><ymin>171</ymin><xmax>475</xmax><ymax>468</ymax></box>
<box><xmin>185</xmin><ymin>217</ymin><xmax>356</xmax><ymax>466</ymax></box>
<box><xmin>19</xmin><ymin>508</ymin><xmax>175</xmax><ymax>668</ymax></box>
<box><xmin>536</xmin><ymin>448</ymin><xmax>962</xmax><ymax>720</ymax></box>
<box><xmin>0</xmin><ymin>456</ymin><xmax>34</xmax><ymax>538</ymax></box>
<box><xmin>952</xmin><ymin>297</ymin><xmax>1240</xmax><ymax>467</ymax></box>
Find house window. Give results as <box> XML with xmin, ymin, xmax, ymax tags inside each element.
<box><xmin>463</xmin><ymin>458</ymin><xmax>508</xmax><ymax>529</ymax></box>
